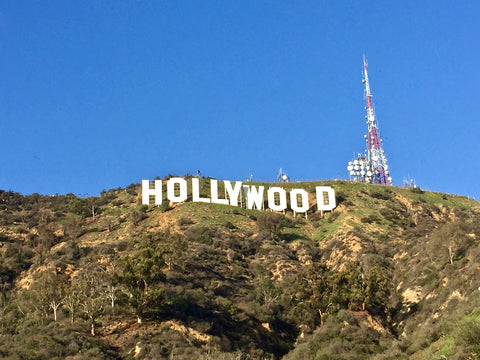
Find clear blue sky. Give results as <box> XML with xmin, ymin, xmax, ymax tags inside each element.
<box><xmin>0</xmin><ymin>1</ymin><xmax>479</xmax><ymax>198</ymax></box>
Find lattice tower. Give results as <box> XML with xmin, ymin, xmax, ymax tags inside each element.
<box><xmin>347</xmin><ymin>55</ymin><xmax>392</xmax><ymax>185</ymax></box>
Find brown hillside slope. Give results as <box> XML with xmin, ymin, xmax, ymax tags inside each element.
<box><xmin>0</xmin><ymin>181</ymin><xmax>479</xmax><ymax>359</ymax></box>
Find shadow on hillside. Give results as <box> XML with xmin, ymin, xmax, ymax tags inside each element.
<box><xmin>280</xmin><ymin>233</ymin><xmax>309</xmax><ymax>243</ymax></box>
<box><xmin>155</xmin><ymin>300</ymin><xmax>297</xmax><ymax>359</ymax></box>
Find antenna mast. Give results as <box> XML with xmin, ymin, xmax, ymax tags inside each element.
<box><xmin>277</xmin><ymin>168</ymin><xmax>289</xmax><ymax>183</ymax></box>
<box><xmin>347</xmin><ymin>55</ymin><xmax>392</xmax><ymax>185</ymax></box>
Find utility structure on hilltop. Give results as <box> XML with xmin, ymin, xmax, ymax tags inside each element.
<box><xmin>347</xmin><ymin>55</ymin><xmax>392</xmax><ymax>185</ymax></box>
<box><xmin>277</xmin><ymin>168</ymin><xmax>290</xmax><ymax>183</ymax></box>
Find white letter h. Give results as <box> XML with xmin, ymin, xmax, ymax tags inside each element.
<box><xmin>142</xmin><ymin>180</ymin><xmax>163</xmax><ymax>205</ymax></box>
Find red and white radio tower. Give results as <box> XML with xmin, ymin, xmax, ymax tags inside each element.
<box><xmin>347</xmin><ymin>55</ymin><xmax>392</xmax><ymax>185</ymax></box>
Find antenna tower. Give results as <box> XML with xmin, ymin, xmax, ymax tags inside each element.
<box><xmin>277</xmin><ymin>168</ymin><xmax>290</xmax><ymax>183</ymax></box>
<box><xmin>347</xmin><ymin>55</ymin><xmax>392</xmax><ymax>185</ymax></box>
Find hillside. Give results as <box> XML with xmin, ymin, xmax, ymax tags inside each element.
<box><xmin>0</xmin><ymin>179</ymin><xmax>480</xmax><ymax>359</ymax></box>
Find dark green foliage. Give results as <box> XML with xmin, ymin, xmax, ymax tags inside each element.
<box><xmin>361</xmin><ymin>213</ymin><xmax>382</xmax><ymax>224</ymax></box>
<box><xmin>363</xmin><ymin>266</ymin><xmax>392</xmax><ymax>318</ymax></box>
<box><xmin>455</xmin><ymin>316</ymin><xmax>480</xmax><ymax>355</ymax></box>
<box><xmin>257</xmin><ymin>212</ymin><xmax>291</xmax><ymax>240</ymax></box>
<box><xmin>282</xmin><ymin>262</ymin><xmax>332</xmax><ymax>330</ymax></box>
<box><xmin>0</xmin><ymin>323</ymin><xmax>121</xmax><ymax>359</ymax></box>
<box><xmin>64</xmin><ymin>214</ymin><xmax>85</xmax><ymax>240</ymax></box>
<box><xmin>252</xmin><ymin>264</ymin><xmax>282</xmax><ymax>319</ymax></box>
<box><xmin>158</xmin><ymin>200</ymin><xmax>172</xmax><ymax>212</ymax></box>
<box><xmin>329</xmin><ymin>261</ymin><xmax>365</xmax><ymax>311</ymax></box>
<box><xmin>223</xmin><ymin>221</ymin><xmax>236</xmax><ymax>230</ymax></box>
<box><xmin>68</xmin><ymin>197</ymin><xmax>92</xmax><ymax>217</ymax></box>
<box><xmin>128</xmin><ymin>209</ymin><xmax>146</xmax><ymax>226</ymax></box>
<box><xmin>177</xmin><ymin>216</ymin><xmax>194</xmax><ymax>226</ymax></box>
<box><xmin>97</xmin><ymin>190</ymin><xmax>116</xmax><ymax>206</ymax></box>
<box><xmin>120</xmin><ymin>251</ymin><xmax>166</xmax><ymax>322</ymax></box>
<box><xmin>3</xmin><ymin>243</ymin><xmax>34</xmax><ymax>274</ymax></box>
<box><xmin>69</xmin><ymin>240</ymin><xmax>82</xmax><ymax>260</ymax></box>
<box><xmin>335</xmin><ymin>190</ymin><xmax>348</xmax><ymax>205</ymax></box>
<box><xmin>370</xmin><ymin>191</ymin><xmax>391</xmax><ymax>200</ymax></box>
<box><xmin>165</xmin><ymin>294</ymin><xmax>198</xmax><ymax>318</ymax></box>
<box><xmin>125</xmin><ymin>183</ymin><xmax>138</xmax><ymax>196</ymax></box>
<box><xmin>184</xmin><ymin>225</ymin><xmax>216</xmax><ymax>245</ymax></box>
<box><xmin>111</xmin><ymin>199</ymin><xmax>124</xmax><ymax>207</ymax></box>
<box><xmin>284</xmin><ymin>310</ymin><xmax>387</xmax><ymax>360</ymax></box>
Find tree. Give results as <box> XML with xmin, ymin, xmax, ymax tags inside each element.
<box><xmin>63</xmin><ymin>214</ymin><xmax>84</xmax><ymax>240</ymax></box>
<box><xmin>120</xmin><ymin>250</ymin><xmax>165</xmax><ymax>323</ymax></box>
<box><xmin>68</xmin><ymin>196</ymin><xmax>91</xmax><ymax>217</ymax></box>
<box><xmin>362</xmin><ymin>266</ymin><xmax>391</xmax><ymax>318</ymax></box>
<box><xmin>159</xmin><ymin>233</ymin><xmax>188</xmax><ymax>271</ymax></box>
<box><xmin>129</xmin><ymin>209</ymin><xmax>146</xmax><ymax>227</ymax></box>
<box><xmin>64</xmin><ymin>292</ymin><xmax>80</xmax><ymax>324</ymax></box>
<box><xmin>329</xmin><ymin>261</ymin><xmax>364</xmax><ymax>311</ymax></box>
<box><xmin>0</xmin><ymin>293</ymin><xmax>10</xmax><ymax>333</ymax></box>
<box><xmin>448</xmin><ymin>243</ymin><xmax>455</xmax><ymax>265</ymax></box>
<box><xmin>28</xmin><ymin>271</ymin><xmax>66</xmax><ymax>322</ymax></box>
<box><xmin>32</xmin><ymin>224</ymin><xmax>57</xmax><ymax>264</ymax></box>
<box><xmin>35</xmin><ymin>206</ymin><xmax>54</xmax><ymax>225</ymax></box>
<box><xmin>105</xmin><ymin>217</ymin><xmax>116</xmax><ymax>232</ymax></box>
<box><xmin>257</xmin><ymin>213</ymin><xmax>290</xmax><ymax>240</ymax></box>
<box><xmin>283</xmin><ymin>262</ymin><xmax>332</xmax><ymax>329</ymax></box>
<box><xmin>252</xmin><ymin>264</ymin><xmax>282</xmax><ymax>317</ymax></box>
<box><xmin>86</xmin><ymin>197</ymin><xmax>99</xmax><ymax>222</ymax></box>
<box><xmin>75</xmin><ymin>268</ymin><xmax>105</xmax><ymax>336</ymax></box>
<box><xmin>98</xmin><ymin>256</ymin><xmax>121</xmax><ymax>309</ymax></box>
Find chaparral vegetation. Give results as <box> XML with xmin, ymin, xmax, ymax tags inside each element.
<box><xmin>0</xmin><ymin>177</ymin><xmax>479</xmax><ymax>359</ymax></box>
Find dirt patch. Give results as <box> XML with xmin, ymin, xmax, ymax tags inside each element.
<box><xmin>271</xmin><ymin>261</ymin><xmax>297</xmax><ymax>281</ymax></box>
<box><xmin>402</xmin><ymin>287</ymin><xmax>423</xmax><ymax>304</ymax></box>
<box><xmin>16</xmin><ymin>264</ymin><xmax>57</xmax><ymax>290</ymax></box>
<box><xmin>394</xmin><ymin>193</ymin><xmax>413</xmax><ymax>210</ymax></box>
<box><xmin>164</xmin><ymin>320</ymin><xmax>211</xmax><ymax>345</ymax></box>
<box><xmin>347</xmin><ymin>310</ymin><xmax>387</xmax><ymax>333</ymax></box>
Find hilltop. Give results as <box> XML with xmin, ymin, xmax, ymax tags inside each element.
<box><xmin>0</xmin><ymin>179</ymin><xmax>479</xmax><ymax>359</ymax></box>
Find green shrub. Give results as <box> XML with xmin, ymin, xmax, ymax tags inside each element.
<box><xmin>370</xmin><ymin>191</ymin><xmax>391</xmax><ymax>200</ymax></box>
<box><xmin>257</xmin><ymin>212</ymin><xmax>291</xmax><ymax>240</ymax></box>
<box><xmin>184</xmin><ymin>226</ymin><xmax>215</xmax><ymax>245</ymax></box>
<box><xmin>177</xmin><ymin>217</ymin><xmax>194</xmax><ymax>226</ymax></box>
<box><xmin>361</xmin><ymin>214</ymin><xmax>381</xmax><ymax>224</ymax></box>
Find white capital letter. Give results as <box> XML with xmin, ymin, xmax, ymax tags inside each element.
<box><xmin>290</xmin><ymin>189</ymin><xmax>309</xmax><ymax>213</ymax></box>
<box><xmin>267</xmin><ymin>187</ymin><xmax>287</xmax><ymax>212</ymax></box>
<box><xmin>225</xmin><ymin>181</ymin><xmax>242</xmax><ymax>206</ymax></box>
<box><xmin>243</xmin><ymin>185</ymin><xmax>264</xmax><ymax>210</ymax></box>
<box><xmin>167</xmin><ymin>177</ymin><xmax>188</xmax><ymax>203</ymax></box>
<box><xmin>192</xmin><ymin>178</ymin><xmax>210</xmax><ymax>203</ymax></box>
<box><xmin>316</xmin><ymin>186</ymin><xmax>336</xmax><ymax>211</ymax></box>
<box><xmin>211</xmin><ymin>179</ymin><xmax>229</xmax><ymax>205</ymax></box>
<box><xmin>142</xmin><ymin>180</ymin><xmax>162</xmax><ymax>205</ymax></box>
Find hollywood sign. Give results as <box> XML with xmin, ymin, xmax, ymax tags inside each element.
<box><xmin>142</xmin><ymin>178</ymin><xmax>336</xmax><ymax>215</ymax></box>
